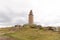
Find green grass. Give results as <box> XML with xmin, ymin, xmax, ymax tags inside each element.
<box><xmin>2</xmin><ymin>27</ymin><xmax>60</xmax><ymax>40</ymax></box>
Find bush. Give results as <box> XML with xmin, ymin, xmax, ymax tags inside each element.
<box><xmin>37</xmin><ymin>25</ymin><xmax>43</xmax><ymax>29</ymax></box>
<box><xmin>23</xmin><ymin>24</ymin><xmax>30</xmax><ymax>27</ymax></box>
<box><xmin>47</xmin><ymin>26</ymin><xmax>56</xmax><ymax>31</ymax></box>
<box><xmin>29</xmin><ymin>24</ymin><xmax>37</xmax><ymax>28</ymax></box>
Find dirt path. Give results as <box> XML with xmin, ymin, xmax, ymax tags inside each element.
<box><xmin>0</xmin><ymin>31</ymin><xmax>15</xmax><ymax>40</ymax></box>
<box><xmin>0</xmin><ymin>36</ymin><xmax>15</xmax><ymax>40</ymax></box>
<box><xmin>0</xmin><ymin>31</ymin><xmax>15</xmax><ymax>35</ymax></box>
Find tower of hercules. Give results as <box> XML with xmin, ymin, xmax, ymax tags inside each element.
<box><xmin>29</xmin><ymin>10</ymin><xmax>34</xmax><ymax>25</ymax></box>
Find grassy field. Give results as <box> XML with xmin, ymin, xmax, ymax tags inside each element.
<box><xmin>1</xmin><ymin>27</ymin><xmax>60</xmax><ymax>40</ymax></box>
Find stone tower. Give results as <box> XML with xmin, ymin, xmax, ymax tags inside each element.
<box><xmin>29</xmin><ymin>10</ymin><xmax>33</xmax><ymax>25</ymax></box>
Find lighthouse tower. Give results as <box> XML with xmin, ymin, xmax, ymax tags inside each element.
<box><xmin>29</xmin><ymin>10</ymin><xmax>34</xmax><ymax>25</ymax></box>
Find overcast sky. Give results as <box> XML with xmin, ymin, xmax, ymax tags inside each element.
<box><xmin>0</xmin><ymin>0</ymin><xmax>60</xmax><ymax>27</ymax></box>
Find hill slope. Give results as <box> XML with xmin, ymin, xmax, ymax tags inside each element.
<box><xmin>2</xmin><ymin>27</ymin><xmax>60</xmax><ymax>40</ymax></box>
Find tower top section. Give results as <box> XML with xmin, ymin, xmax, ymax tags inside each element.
<box><xmin>29</xmin><ymin>10</ymin><xmax>33</xmax><ymax>15</ymax></box>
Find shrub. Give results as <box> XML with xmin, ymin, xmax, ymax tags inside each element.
<box><xmin>23</xmin><ymin>24</ymin><xmax>30</xmax><ymax>27</ymax></box>
<box><xmin>29</xmin><ymin>24</ymin><xmax>37</xmax><ymax>28</ymax></box>
<box><xmin>37</xmin><ymin>25</ymin><xmax>43</xmax><ymax>29</ymax></box>
<box><xmin>47</xmin><ymin>26</ymin><xmax>56</xmax><ymax>31</ymax></box>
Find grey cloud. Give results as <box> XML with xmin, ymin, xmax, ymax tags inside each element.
<box><xmin>13</xmin><ymin>20</ymin><xmax>27</xmax><ymax>25</ymax></box>
<box><xmin>0</xmin><ymin>12</ymin><xmax>11</xmax><ymax>23</ymax></box>
<box><xmin>5</xmin><ymin>7</ymin><xmax>27</xmax><ymax>18</ymax></box>
<box><xmin>0</xmin><ymin>10</ymin><xmax>27</xmax><ymax>26</ymax></box>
